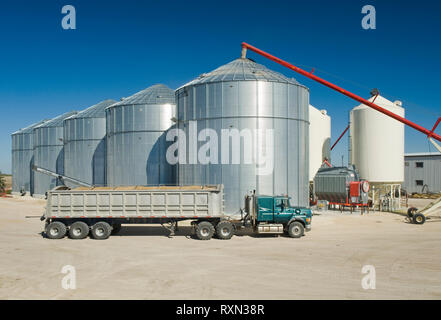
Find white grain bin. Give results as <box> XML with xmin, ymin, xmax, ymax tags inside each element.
<box><xmin>350</xmin><ymin>95</ymin><xmax>404</xmax><ymax>184</ymax></box>
<box><xmin>309</xmin><ymin>105</ymin><xmax>331</xmax><ymax>181</ymax></box>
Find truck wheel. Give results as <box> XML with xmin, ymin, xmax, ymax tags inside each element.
<box><xmin>413</xmin><ymin>213</ymin><xmax>426</xmax><ymax>225</ymax></box>
<box><xmin>215</xmin><ymin>221</ymin><xmax>234</xmax><ymax>240</ymax></box>
<box><xmin>288</xmin><ymin>221</ymin><xmax>304</xmax><ymax>238</ymax></box>
<box><xmin>91</xmin><ymin>222</ymin><xmax>112</xmax><ymax>240</ymax></box>
<box><xmin>111</xmin><ymin>224</ymin><xmax>122</xmax><ymax>235</ymax></box>
<box><xmin>195</xmin><ymin>221</ymin><xmax>215</xmax><ymax>240</ymax></box>
<box><xmin>46</xmin><ymin>221</ymin><xmax>67</xmax><ymax>239</ymax></box>
<box><xmin>68</xmin><ymin>221</ymin><xmax>89</xmax><ymax>239</ymax></box>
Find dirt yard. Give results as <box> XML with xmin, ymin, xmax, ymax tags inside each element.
<box><xmin>0</xmin><ymin>196</ymin><xmax>441</xmax><ymax>300</ymax></box>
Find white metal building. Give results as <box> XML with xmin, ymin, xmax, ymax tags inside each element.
<box><xmin>403</xmin><ymin>152</ymin><xmax>441</xmax><ymax>194</ymax></box>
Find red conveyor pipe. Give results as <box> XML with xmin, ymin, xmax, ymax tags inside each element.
<box><xmin>429</xmin><ymin>117</ymin><xmax>441</xmax><ymax>138</ymax></box>
<box><xmin>241</xmin><ymin>42</ymin><xmax>441</xmax><ymax>143</ymax></box>
<box><xmin>323</xmin><ymin>159</ymin><xmax>332</xmax><ymax>168</ymax></box>
<box><xmin>331</xmin><ymin>125</ymin><xmax>350</xmax><ymax>151</ymax></box>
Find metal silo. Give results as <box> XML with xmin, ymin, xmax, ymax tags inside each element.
<box><xmin>33</xmin><ymin>111</ymin><xmax>78</xmax><ymax>197</ymax></box>
<box><xmin>64</xmin><ymin>99</ymin><xmax>116</xmax><ymax>187</ymax></box>
<box><xmin>176</xmin><ymin>58</ymin><xmax>310</xmax><ymax>215</ymax></box>
<box><xmin>349</xmin><ymin>94</ymin><xmax>405</xmax><ymax>211</ymax></box>
<box><xmin>106</xmin><ymin>84</ymin><xmax>176</xmax><ymax>186</ymax></box>
<box><xmin>350</xmin><ymin>94</ymin><xmax>405</xmax><ymax>184</ymax></box>
<box><xmin>309</xmin><ymin>105</ymin><xmax>331</xmax><ymax>181</ymax></box>
<box><xmin>11</xmin><ymin>120</ymin><xmax>47</xmax><ymax>195</ymax></box>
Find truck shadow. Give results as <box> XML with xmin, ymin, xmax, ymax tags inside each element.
<box><xmin>115</xmin><ymin>226</ymin><xmax>283</xmax><ymax>238</ymax></box>
<box><xmin>116</xmin><ymin>225</ymin><xmax>194</xmax><ymax>237</ymax></box>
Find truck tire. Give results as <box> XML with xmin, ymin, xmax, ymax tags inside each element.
<box><xmin>68</xmin><ymin>221</ymin><xmax>89</xmax><ymax>239</ymax></box>
<box><xmin>91</xmin><ymin>222</ymin><xmax>112</xmax><ymax>240</ymax></box>
<box><xmin>46</xmin><ymin>221</ymin><xmax>67</xmax><ymax>239</ymax></box>
<box><xmin>215</xmin><ymin>221</ymin><xmax>234</xmax><ymax>240</ymax></box>
<box><xmin>111</xmin><ymin>224</ymin><xmax>122</xmax><ymax>235</ymax></box>
<box><xmin>288</xmin><ymin>221</ymin><xmax>304</xmax><ymax>238</ymax></box>
<box><xmin>195</xmin><ymin>221</ymin><xmax>215</xmax><ymax>240</ymax></box>
<box><xmin>413</xmin><ymin>213</ymin><xmax>426</xmax><ymax>225</ymax></box>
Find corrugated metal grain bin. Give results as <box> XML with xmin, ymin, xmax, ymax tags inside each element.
<box><xmin>63</xmin><ymin>99</ymin><xmax>116</xmax><ymax>187</ymax></box>
<box><xmin>11</xmin><ymin>120</ymin><xmax>47</xmax><ymax>195</ymax></box>
<box><xmin>106</xmin><ymin>84</ymin><xmax>176</xmax><ymax>186</ymax></box>
<box><xmin>33</xmin><ymin>111</ymin><xmax>78</xmax><ymax>197</ymax></box>
<box><xmin>176</xmin><ymin>58</ymin><xmax>310</xmax><ymax>215</ymax></box>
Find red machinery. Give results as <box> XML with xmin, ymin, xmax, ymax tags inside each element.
<box><xmin>313</xmin><ymin>165</ymin><xmax>370</xmax><ymax>212</ymax></box>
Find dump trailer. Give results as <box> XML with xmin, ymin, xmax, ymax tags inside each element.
<box><xmin>42</xmin><ymin>185</ymin><xmax>312</xmax><ymax>240</ymax></box>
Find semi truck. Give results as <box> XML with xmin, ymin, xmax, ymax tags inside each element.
<box><xmin>42</xmin><ymin>185</ymin><xmax>312</xmax><ymax>240</ymax></box>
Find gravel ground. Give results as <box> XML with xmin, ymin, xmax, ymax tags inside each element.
<box><xmin>1</xmin><ymin>196</ymin><xmax>441</xmax><ymax>300</ymax></box>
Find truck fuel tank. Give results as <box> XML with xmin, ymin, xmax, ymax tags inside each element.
<box><xmin>257</xmin><ymin>223</ymin><xmax>284</xmax><ymax>234</ymax></box>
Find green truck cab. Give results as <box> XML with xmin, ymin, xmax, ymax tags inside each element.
<box><xmin>245</xmin><ymin>194</ymin><xmax>312</xmax><ymax>238</ymax></box>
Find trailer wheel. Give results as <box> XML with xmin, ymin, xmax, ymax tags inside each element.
<box><xmin>215</xmin><ymin>221</ymin><xmax>234</xmax><ymax>240</ymax></box>
<box><xmin>195</xmin><ymin>221</ymin><xmax>215</xmax><ymax>240</ymax></box>
<box><xmin>68</xmin><ymin>222</ymin><xmax>89</xmax><ymax>239</ymax></box>
<box><xmin>91</xmin><ymin>222</ymin><xmax>112</xmax><ymax>240</ymax></box>
<box><xmin>46</xmin><ymin>221</ymin><xmax>67</xmax><ymax>239</ymax></box>
<box><xmin>111</xmin><ymin>224</ymin><xmax>122</xmax><ymax>235</ymax></box>
<box><xmin>413</xmin><ymin>213</ymin><xmax>426</xmax><ymax>225</ymax></box>
<box><xmin>288</xmin><ymin>221</ymin><xmax>304</xmax><ymax>238</ymax></box>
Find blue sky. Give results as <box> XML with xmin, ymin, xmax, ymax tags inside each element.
<box><xmin>1</xmin><ymin>0</ymin><xmax>440</xmax><ymax>173</ymax></box>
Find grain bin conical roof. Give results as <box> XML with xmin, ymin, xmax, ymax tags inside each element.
<box><xmin>12</xmin><ymin>119</ymin><xmax>49</xmax><ymax>135</ymax></box>
<box><xmin>180</xmin><ymin>58</ymin><xmax>302</xmax><ymax>88</ymax></box>
<box><xmin>35</xmin><ymin>111</ymin><xmax>78</xmax><ymax>128</ymax></box>
<box><xmin>68</xmin><ymin>99</ymin><xmax>116</xmax><ymax>119</ymax></box>
<box><xmin>110</xmin><ymin>84</ymin><xmax>175</xmax><ymax>107</ymax></box>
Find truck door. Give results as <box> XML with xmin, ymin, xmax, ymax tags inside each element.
<box><xmin>257</xmin><ymin>197</ymin><xmax>275</xmax><ymax>222</ymax></box>
<box><xmin>274</xmin><ymin>198</ymin><xmax>289</xmax><ymax>222</ymax></box>
<box><xmin>274</xmin><ymin>198</ymin><xmax>285</xmax><ymax>214</ymax></box>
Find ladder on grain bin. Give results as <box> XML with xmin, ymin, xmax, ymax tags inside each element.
<box><xmin>32</xmin><ymin>165</ymin><xmax>93</xmax><ymax>188</ymax></box>
<box><xmin>240</xmin><ymin>42</ymin><xmax>441</xmax><ymax>224</ymax></box>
